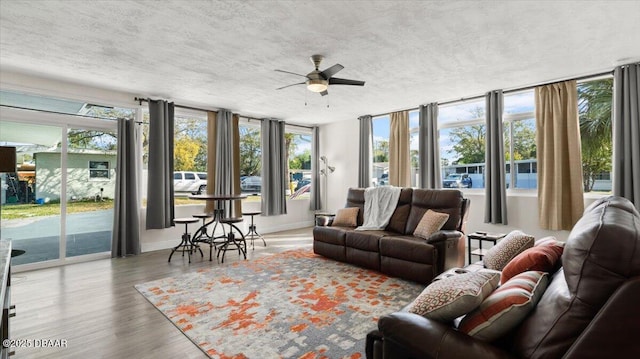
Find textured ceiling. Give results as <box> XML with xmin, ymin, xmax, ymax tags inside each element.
<box><xmin>1</xmin><ymin>0</ymin><xmax>639</xmax><ymax>125</ymax></box>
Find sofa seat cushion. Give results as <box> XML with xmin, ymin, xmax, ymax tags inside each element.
<box><xmin>345</xmin><ymin>230</ymin><xmax>389</xmax><ymax>251</ymax></box>
<box><xmin>380</xmin><ymin>236</ymin><xmax>435</xmax><ymax>263</ymax></box>
<box><xmin>313</xmin><ymin>226</ymin><xmax>349</xmax><ymax>246</ymax></box>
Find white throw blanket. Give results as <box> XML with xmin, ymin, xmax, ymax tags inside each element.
<box><xmin>356</xmin><ymin>186</ymin><xmax>402</xmax><ymax>231</ymax></box>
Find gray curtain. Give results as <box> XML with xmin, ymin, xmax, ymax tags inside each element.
<box><xmin>111</xmin><ymin>117</ymin><xmax>141</xmax><ymax>257</ymax></box>
<box><xmin>358</xmin><ymin>115</ymin><xmax>373</xmax><ymax>188</ymax></box>
<box><xmin>310</xmin><ymin>126</ymin><xmax>321</xmax><ymax>210</ymax></box>
<box><xmin>214</xmin><ymin>110</ymin><xmax>242</xmax><ymax>217</ymax></box>
<box><xmin>613</xmin><ymin>63</ymin><xmax>640</xmax><ymax>210</ymax></box>
<box><xmin>419</xmin><ymin>103</ymin><xmax>441</xmax><ymax>189</ymax></box>
<box><xmin>261</xmin><ymin>119</ymin><xmax>287</xmax><ymax>215</ymax></box>
<box><xmin>145</xmin><ymin>99</ymin><xmax>174</xmax><ymax>229</ymax></box>
<box><xmin>485</xmin><ymin>90</ymin><xmax>508</xmax><ymax>224</ymax></box>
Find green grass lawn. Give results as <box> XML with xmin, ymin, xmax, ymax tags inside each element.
<box><xmin>1</xmin><ymin>194</ymin><xmax>267</xmax><ymax>220</ymax></box>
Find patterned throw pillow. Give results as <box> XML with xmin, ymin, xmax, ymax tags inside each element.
<box><xmin>407</xmin><ymin>271</ymin><xmax>500</xmax><ymax>322</ymax></box>
<box><xmin>501</xmin><ymin>244</ymin><xmax>563</xmax><ymax>284</ymax></box>
<box><xmin>331</xmin><ymin>207</ymin><xmax>359</xmax><ymax>227</ymax></box>
<box><xmin>458</xmin><ymin>271</ymin><xmax>549</xmax><ymax>341</ymax></box>
<box><xmin>483</xmin><ymin>230</ymin><xmax>535</xmax><ymax>270</ymax></box>
<box><xmin>413</xmin><ymin>210</ymin><xmax>450</xmax><ymax>239</ymax></box>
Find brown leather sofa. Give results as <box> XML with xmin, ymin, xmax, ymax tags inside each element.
<box><xmin>313</xmin><ymin>188</ymin><xmax>470</xmax><ymax>284</ymax></box>
<box><xmin>365</xmin><ymin>195</ymin><xmax>640</xmax><ymax>358</ymax></box>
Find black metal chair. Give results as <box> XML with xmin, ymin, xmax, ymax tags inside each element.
<box><xmin>243</xmin><ymin>211</ymin><xmax>266</xmax><ymax>249</ymax></box>
<box><xmin>168</xmin><ymin>218</ymin><xmax>203</xmax><ymax>263</ymax></box>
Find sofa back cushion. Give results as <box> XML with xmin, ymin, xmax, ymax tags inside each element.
<box><xmin>345</xmin><ymin>188</ymin><xmax>366</xmax><ymax>226</ymax></box>
<box><xmin>405</xmin><ymin>189</ymin><xmax>464</xmax><ymax>234</ymax></box>
<box><xmin>385</xmin><ymin>188</ymin><xmax>414</xmax><ymax>234</ymax></box>
<box><xmin>512</xmin><ymin>196</ymin><xmax>640</xmax><ymax>358</ymax></box>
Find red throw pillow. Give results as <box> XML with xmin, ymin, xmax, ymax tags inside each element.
<box><xmin>501</xmin><ymin>244</ymin><xmax>563</xmax><ymax>284</ymax></box>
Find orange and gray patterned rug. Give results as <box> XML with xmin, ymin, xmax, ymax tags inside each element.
<box><xmin>135</xmin><ymin>248</ymin><xmax>423</xmax><ymax>359</ymax></box>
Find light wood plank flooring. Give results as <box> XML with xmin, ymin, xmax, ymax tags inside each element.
<box><xmin>10</xmin><ymin>227</ymin><xmax>314</xmax><ymax>358</ymax></box>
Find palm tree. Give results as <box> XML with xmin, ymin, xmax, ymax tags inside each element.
<box><xmin>578</xmin><ymin>78</ymin><xmax>613</xmax><ymax>192</ymax></box>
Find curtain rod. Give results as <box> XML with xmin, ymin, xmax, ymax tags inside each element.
<box><xmin>367</xmin><ymin>69</ymin><xmax>614</xmax><ymax>118</ymax></box>
<box><xmin>134</xmin><ymin>97</ymin><xmax>314</xmax><ymax>129</ymax></box>
<box><xmin>0</xmin><ymin>104</ymin><xmax>121</xmax><ymax>121</ymax></box>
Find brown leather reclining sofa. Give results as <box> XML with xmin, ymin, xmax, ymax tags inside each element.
<box><xmin>313</xmin><ymin>188</ymin><xmax>470</xmax><ymax>284</ymax></box>
<box><xmin>366</xmin><ymin>195</ymin><xmax>640</xmax><ymax>358</ymax></box>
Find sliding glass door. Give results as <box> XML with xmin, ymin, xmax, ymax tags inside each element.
<box><xmin>0</xmin><ymin>116</ymin><xmax>118</xmax><ymax>267</ymax></box>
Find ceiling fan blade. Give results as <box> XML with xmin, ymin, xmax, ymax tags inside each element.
<box><xmin>329</xmin><ymin>77</ymin><xmax>365</xmax><ymax>86</ymax></box>
<box><xmin>276</xmin><ymin>82</ymin><xmax>305</xmax><ymax>90</ymax></box>
<box><xmin>319</xmin><ymin>64</ymin><xmax>344</xmax><ymax>79</ymax></box>
<box><xmin>275</xmin><ymin>69</ymin><xmax>309</xmax><ymax>78</ymax></box>
<box><xmin>320</xmin><ymin>90</ymin><xmax>328</xmax><ymax>96</ymax></box>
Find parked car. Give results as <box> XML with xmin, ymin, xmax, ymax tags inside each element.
<box><xmin>442</xmin><ymin>173</ymin><xmax>472</xmax><ymax>188</ymax></box>
<box><xmin>173</xmin><ymin>171</ymin><xmax>207</xmax><ymax>194</ymax></box>
<box><xmin>295</xmin><ymin>179</ymin><xmax>311</xmax><ymax>191</ymax></box>
<box><xmin>241</xmin><ymin>176</ymin><xmax>261</xmax><ymax>192</ymax></box>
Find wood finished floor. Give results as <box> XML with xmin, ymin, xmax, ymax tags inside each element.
<box><xmin>10</xmin><ymin>227</ymin><xmax>314</xmax><ymax>358</ymax></box>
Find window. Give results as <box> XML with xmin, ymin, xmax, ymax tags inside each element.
<box><xmin>89</xmin><ymin>161</ymin><xmax>110</xmax><ymax>180</ymax></box>
<box><xmin>239</xmin><ymin>119</ymin><xmax>262</xmax><ymax>200</ymax></box>
<box><xmin>409</xmin><ymin>110</ymin><xmax>419</xmax><ymax>187</ymax></box>
<box><xmin>372</xmin><ymin>115</ymin><xmax>390</xmax><ymax>186</ymax></box>
<box><xmin>439</xmin><ymin>99</ymin><xmax>486</xmax><ymax>189</ymax></box>
<box><xmin>578</xmin><ymin>77</ymin><xmax>613</xmax><ymax>193</ymax></box>
<box><xmin>286</xmin><ymin>126</ymin><xmax>312</xmax><ymax>200</ymax></box>
<box><xmin>503</xmin><ymin>91</ymin><xmax>536</xmax><ymax>189</ymax></box>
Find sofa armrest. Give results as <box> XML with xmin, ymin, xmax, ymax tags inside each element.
<box><xmin>425</xmin><ymin>230</ymin><xmax>462</xmax><ymax>244</ymax></box>
<box><xmin>377</xmin><ymin>312</ymin><xmax>513</xmax><ymax>359</ymax></box>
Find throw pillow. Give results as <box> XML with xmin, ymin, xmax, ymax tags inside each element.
<box><xmin>483</xmin><ymin>230</ymin><xmax>535</xmax><ymax>271</ymax></box>
<box><xmin>331</xmin><ymin>207</ymin><xmax>359</xmax><ymax>227</ymax></box>
<box><xmin>413</xmin><ymin>210</ymin><xmax>450</xmax><ymax>239</ymax></box>
<box><xmin>458</xmin><ymin>271</ymin><xmax>549</xmax><ymax>341</ymax></box>
<box><xmin>501</xmin><ymin>244</ymin><xmax>564</xmax><ymax>284</ymax></box>
<box><xmin>407</xmin><ymin>271</ymin><xmax>500</xmax><ymax>322</ymax></box>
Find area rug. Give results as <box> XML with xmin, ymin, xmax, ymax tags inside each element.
<box><xmin>135</xmin><ymin>248</ymin><xmax>424</xmax><ymax>359</ymax></box>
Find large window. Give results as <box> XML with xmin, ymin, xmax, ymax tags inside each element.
<box><xmin>578</xmin><ymin>78</ymin><xmax>613</xmax><ymax>193</ymax></box>
<box><xmin>503</xmin><ymin>91</ymin><xmax>536</xmax><ymax>189</ymax></box>
<box><xmin>439</xmin><ymin>99</ymin><xmax>486</xmax><ymax>189</ymax></box>
<box><xmin>409</xmin><ymin>110</ymin><xmax>419</xmax><ymax>187</ymax></box>
<box><xmin>239</xmin><ymin>119</ymin><xmax>261</xmax><ymax>199</ymax></box>
<box><xmin>372</xmin><ymin>115</ymin><xmax>390</xmax><ymax>186</ymax></box>
<box><xmin>286</xmin><ymin>126</ymin><xmax>313</xmax><ymax>199</ymax></box>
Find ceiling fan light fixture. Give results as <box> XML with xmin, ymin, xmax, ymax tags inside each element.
<box><xmin>306</xmin><ymin>79</ymin><xmax>328</xmax><ymax>92</ymax></box>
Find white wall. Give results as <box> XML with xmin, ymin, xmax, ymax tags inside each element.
<box><xmin>320</xmin><ymin>120</ymin><xmax>605</xmax><ymax>242</ymax></box>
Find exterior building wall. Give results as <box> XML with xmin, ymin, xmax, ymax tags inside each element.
<box><xmin>35</xmin><ymin>152</ymin><xmax>116</xmax><ymax>201</ymax></box>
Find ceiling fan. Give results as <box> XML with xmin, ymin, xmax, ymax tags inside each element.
<box><xmin>275</xmin><ymin>54</ymin><xmax>365</xmax><ymax>96</ymax></box>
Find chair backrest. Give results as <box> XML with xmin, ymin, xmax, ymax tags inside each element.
<box><xmin>510</xmin><ymin>196</ymin><xmax>640</xmax><ymax>358</ymax></box>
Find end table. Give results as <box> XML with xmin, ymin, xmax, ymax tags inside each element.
<box><xmin>467</xmin><ymin>232</ymin><xmax>506</xmax><ymax>264</ymax></box>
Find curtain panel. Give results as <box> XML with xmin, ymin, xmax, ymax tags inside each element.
<box><xmin>204</xmin><ymin>111</ymin><xmax>218</xmax><ymax>213</ymax></box>
<box><xmin>111</xmin><ymin>117</ymin><xmax>141</xmax><ymax>257</ymax></box>
<box><xmin>613</xmin><ymin>63</ymin><xmax>640</xmax><ymax>210</ymax></box>
<box><xmin>419</xmin><ymin>103</ymin><xmax>441</xmax><ymax>189</ymax></box>
<box><xmin>261</xmin><ymin>119</ymin><xmax>287</xmax><ymax>215</ymax></box>
<box><xmin>145</xmin><ymin>99</ymin><xmax>175</xmax><ymax>229</ymax></box>
<box><xmin>310</xmin><ymin>126</ymin><xmax>322</xmax><ymax>210</ymax></box>
<box><xmin>485</xmin><ymin>90</ymin><xmax>508</xmax><ymax>224</ymax></box>
<box><xmin>389</xmin><ymin>110</ymin><xmax>411</xmax><ymax>187</ymax></box>
<box><xmin>535</xmin><ymin>81</ymin><xmax>584</xmax><ymax>230</ymax></box>
<box><xmin>213</xmin><ymin>110</ymin><xmax>242</xmax><ymax>218</ymax></box>
<box><xmin>358</xmin><ymin>115</ymin><xmax>373</xmax><ymax>188</ymax></box>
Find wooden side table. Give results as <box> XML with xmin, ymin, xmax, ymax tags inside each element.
<box><xmin>467</xmin><ymin>232</ymin><xmax>506</xmax><ymax>264</ymax></box>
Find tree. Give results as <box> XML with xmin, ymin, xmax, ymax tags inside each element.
<box><xmin>174</xmin><ymin>137</ymin><xmax>200</xmax><ymax>170</ymax></box>
<box><xmin>373</xmin><ymin>139</ymin><xmax>389</xmax><ymax>163</ymax></box>
<box><xmin>578</xmin><ymin>78</ymin><xmax>613</xmax><ymax>192</ymax></box>
<box><xmin>290</xmin><ymin>149</ymin><xmax>311</xmax><ymax>170</ymax></box>
<box><xmin>448</xmin><ymin>106</ymin><xmax>486</xmax><ymax>164</ymax></box>
<box><xmin>239</xmin><ymin>126</ymin><xmax>261</xmax><ymax>176</ymax></box>
<box><xmin>504</xmin><ymin>120</ymin><xmax>536</xmax><ymax>161</ymax></box>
